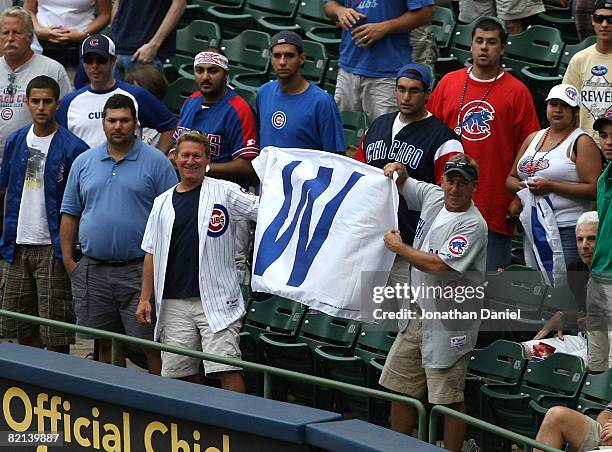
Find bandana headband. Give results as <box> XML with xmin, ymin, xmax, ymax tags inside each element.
<box><xmin>194</xmin><ymin>51</ymin><xmax>229</xmax><ymax>70</ymax></box>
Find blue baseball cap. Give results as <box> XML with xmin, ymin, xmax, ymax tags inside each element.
<box><xmin>396</xmin><ymin>63</ymin><xmax>432</xmax><ymax>90</ymax></box>
<box><xmin>81</xmin><ymin>34</ymin><xmax>116</xmax><ymax>59</ymax></box>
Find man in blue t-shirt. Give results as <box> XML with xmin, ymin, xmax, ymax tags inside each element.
<box><xmin>256</xmin><ymin>31</ymin><xmax>345</xmax><ymax>154</ymax></box>
<box><xmin>323</xmin><ymin>0</ymin><xmax>434</xmax><ymax>123</ymax></box>
<box><xmin>57</xmin><ymin>34</ymin><xmax>177</xmax><ymax>153</ymax></box>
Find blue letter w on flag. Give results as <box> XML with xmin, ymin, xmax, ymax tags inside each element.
<box><xmin>254</xmin><ymin>160</ymin><xmax>364</xmax><ymax>286</ymax></box>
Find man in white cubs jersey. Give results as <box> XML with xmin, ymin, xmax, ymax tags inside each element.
<box><xmin>137</xmin><ymin>131</ymin><xmax>259</xmax><ymax>392</ymax></box>
<box><xmin>56</xmin><ymin>34</ymin><xmax>177</xmax><ymax>152</ymax></box>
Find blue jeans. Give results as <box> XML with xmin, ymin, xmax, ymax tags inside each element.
<box><xmin>558</xmin><ymin>226</ymin><xmax>579</xmax><ymax>267</ymax></box>
<box><xmin>486</xmin><ymin>230</ymin><xmax>512</xmax><ymax>271</ymax></box>
<box><xmin>113</xmin><ymin>54</ymin><xmax>164</xmax><ymax>81</ymax></box>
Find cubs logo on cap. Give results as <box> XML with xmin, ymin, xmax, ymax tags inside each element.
<box><xmin>545</xmin><ymin>83</ymin><xmax>580</xmax><ymax>107</ymax></box>
<box><xmin>81</xmin><ymin>34</ymin><xmax>116</xmax><ymax>59</ymax></box>
<box><xmin>208</xmin><ymin>204</ymin><xmax>229</xmax><ymax>237</ymax></box>
<box><xmin>448</xmin><ymin>235</ymin><xmax>469</xmax><ymax>256</ymax></box>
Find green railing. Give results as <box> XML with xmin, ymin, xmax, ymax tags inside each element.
<box><xmin>0</xmin><ymin>309</ymin><xmax>570</xmax><ymax>451</ymax></box>
<box><xmin>0</xmin><ymin>309</ymin><xmax>428</xmax><ymax>439</ymax></box>
<box><xmin>429</xmin><ymin>405</ymin><xmax>564</xmax><ymax>452</ymax></box>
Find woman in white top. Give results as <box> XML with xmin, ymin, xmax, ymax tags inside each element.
<box><xmin>24</xmin><ymin>0</ymin><xmax>111</xmax><ymax>68</ymax></box>
<box><xmin>506</xmin><ymin>83</ymin><xmax>602</xmax><ymax>266</ymax></box>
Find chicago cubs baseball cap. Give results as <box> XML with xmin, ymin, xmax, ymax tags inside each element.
<box><xmin>396</xmin><ymin>63</ymin><xmax>432</xmax><ymax>90</ymax></box>
<box><xmin>270</xmin><ymin>31</ymin><xmax>303</xmax><ymax>52</ymax></box>
<box><xmin>81</xmin><ymin>34</ymin><xmax>116</xmax><ymax>59</ymax></box>
<box><xmin>545</xmin><ymin>83</ymin><xmax>580</xmax><ymax>108</ymax></box>
<box><xmin>594</xmin><ymin>110</ymin><xmax>612</xmax><ymax>131</ymax></box>
<box><xmin>444</xmin><ymin>160</ymin><xmax>478</xmax><ymax>182</ymax></box>
<box><xmin>593</xmin><ymin>0</ymin><xmax>612</xmax><ymax>10</ymax></box>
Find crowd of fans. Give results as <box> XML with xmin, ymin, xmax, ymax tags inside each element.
<box><xmin>0</xmin><ymin>0</ymin><xmax>610</xmax><ymax>451</ymax></box>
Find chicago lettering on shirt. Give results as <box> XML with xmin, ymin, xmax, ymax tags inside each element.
<box><xmin>365</xmin><ymin>139</ymin><xmax>424</xmax><ymax>169</ymax></box>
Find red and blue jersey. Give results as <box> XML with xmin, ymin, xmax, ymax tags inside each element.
<box><xmin>175</xmin><ymin>89</ymin><xmax>259</xmax><ymax>187</ymax></box>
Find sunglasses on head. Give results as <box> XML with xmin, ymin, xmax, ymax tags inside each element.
<box><xmin>82</xmin><ymin>55</ymin><xmax>109</xmax><ymax>65</ymax></box>
<box><xmin>445</xmin><ymin>161</ymin><xmax>473</xmax><ymax>170</ymax></box>
<box><xmin>593</xmin><ymin>13</ymin><xmax>612</xmax><ymax>24</ymax></box>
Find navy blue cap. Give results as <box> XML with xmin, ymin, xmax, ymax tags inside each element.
<box><xmin>81</xmin><ymin>34</ymin><xmax>116</xmax><ymax>59</ymax></box>
<box><xmin>396</xmin><ymin>63</ymin><xmax>432</xmax><ymax>90</ymax></box>
<box><xmin>270</xmin><ymin>31</ymin><xmax>303</xmax><ymax>51</ymax></box>
<box><xmin>594</xmin><ymin>0</ymin><xmax>612</xmax><ymax>10</ymax></box>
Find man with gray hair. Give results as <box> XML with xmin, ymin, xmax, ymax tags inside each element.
<box><xmin>0</xmin><ymin>6</ymin><xmax>70</xmax><ymax>165</ymax></box>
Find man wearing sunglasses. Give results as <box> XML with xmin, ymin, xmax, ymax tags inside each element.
<box><xmin>56</xmin><ymin>34</ymin><xmax>177</xmax><ymax>153</ymax></box>
<box><xmin>379</xmin><ymin>154</ymin><xmax>487</xmax><ymax>452</ymax></box>
<box><xmin>563</xmin><ymin>0</ymin><xmax>612</xmax><ymax>143</ymax></box>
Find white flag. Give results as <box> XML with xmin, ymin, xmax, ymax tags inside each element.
<box><xmin>251</xmin><ymin>147</ymin><xmax>399</xmax><ymax>320</ymax></box>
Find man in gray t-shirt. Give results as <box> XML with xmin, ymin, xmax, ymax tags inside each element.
<box><xmin>379</xmin><ymin>154</ymin><xmax>487</xmax><ymax>452</ymax></box>
<box><xmin>0</xmin><ymin>7</ymin><xmax>70</xmax><ymax>164</ymax></box>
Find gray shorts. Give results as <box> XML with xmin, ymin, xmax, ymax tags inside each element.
<box><xmin>458</xmin><ymin>0</ymin><xmax>545</xmax><ymax>22</ymax></box>
<box><xmin>70</xmin><ymin>256</ymin><xmax>154</xmax><ymax>339</ymax></box>
<box><xmin>334</xmin><ymin>68</ymin><xmax>397</xmax><ymax>124</ymax></box>
<box><xmin>577</xmin><ymin>416</ymin><xmax>602</xmax><ymax>452</ymax></box>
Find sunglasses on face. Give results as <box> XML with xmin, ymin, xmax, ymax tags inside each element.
<box><xmin>593</xmin><ymin>13</ymin><xmax>612</xmax><ymax>24</ymax></box>
<box><xmin>82</xmin><ymin>56</ymin><xmax>109</xmax><ymax>65</ymax></box>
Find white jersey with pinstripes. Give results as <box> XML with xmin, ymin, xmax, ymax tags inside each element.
<box><xmin>142</xmin><ymin>177</ymin><xmax>259</xmax><ymax>337</ymax></box>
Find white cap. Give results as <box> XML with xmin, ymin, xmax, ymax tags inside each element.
<box><xmin>545</xmin><ymin>83</ymin><xmax>580</xmax><ymax>108</ymax></box>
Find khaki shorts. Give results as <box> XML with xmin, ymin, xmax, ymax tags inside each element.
<box><xmin>159</xmin><ymin>297</ymin><xmax>242</xmax><ymax>378</ymax></box>
<box><xmin>577</xmin><ymin>416</ymin><xmax>602</xmax><ymax>452</ymax></box>
<box><xmin>458</xmin><ymin>0</ymin><xmax>545</xmax><ymax>22</ymax></box>
<box><xmin>379</xmin><ymin>318</ymin><xmax>469</xmax><ymax>404</ymax></box>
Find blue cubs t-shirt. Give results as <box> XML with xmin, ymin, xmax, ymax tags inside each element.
<box><xmin>325</xmin><ymin>0</ymin><xmax>434</xmax><ymax>77</ymax></box>
<box><xmin>256</xmin><ymin>81</ymin><xmax>345</xmax><ymax>153</ymax></box>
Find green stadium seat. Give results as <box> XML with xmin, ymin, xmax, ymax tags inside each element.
<box><xmin>341</xmin><ymin>111</ymin><xmax>368</xmax><ymax>149</ymax></box>
<box><xmin>576</xmin><ymin>369</ymin><xmax>612</xmax><ymax>419</ymax></box>
<box><xmin>239</xmin><ymin>295</ymin><xmax>305</xmax><ymax>395</ymax></box>
<box><xmin>522</xmin><ymin>35</ymin><xmax>597</xmax><ymax>124</ymax></box>
<box><xmin>302</xmin><ymin>40</ymin><xmax>328</xmax><ymax>85</ymax></box>
<box><xmin>431</xmin><ymin>6</ymin><xmax>456</xmax><ymax>56</ymax></box>
<box><xmin>260</xmin><ymin>309</ymin><xmax>360</xmax><ymax>406</ymax></box>
<box><xmin>209</xmin><ymin>0</ymin><xmax>299</xmax><ymax>37</ymax></box>
<box><xmin>484</xmin><ymin>265</ymin><xmax>548</xmax><ymax>314</ymax></box>
<box><xmin>322</xmin><ymin>59</ymin><xmax>338</xmax><ymax>95</ymax></box>
<box><xmin>536</xmin><ymin>0</ymin><xmax>578</xmax><ymax>44</ymax></box>
<box><xmin>163</xmin><ymin>77</ymin><xmax>196</xmax><ymax>115</ymax></box>
<box><xmin>168</xmin><ymin>20</ymin><xmax>222</xmax><ymax>80</ymax></box>
<box><xmin>481</xmin><ymin>352</ymin><xmax>586</xmax><ymax>441</ymax></box>
<box><xmin>314</xmin><ymin>322</ymin><xmax>397</xmax><ymax>424</ymax></box>
<box><xmin>231</xmin><ymin>68</ymin><xmax>274</xmax><ymax>94</ymax></box>
<box><xmin>221</xmin><ymin>30</ymin><xmax>271</xmax><ymax>78</ymax></box>
<box><xmin>464</xmin><ymin>340</ymin><xmax>528</xmax><ymax>446</ymax></box>
<box><xmin>502</xmin><ymin>25</ymin><xmax>564</xmax><ymax>83</ymax></box>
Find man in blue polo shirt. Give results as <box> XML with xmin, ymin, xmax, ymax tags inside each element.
<box><xmin>323</xmin><ymin>0</ymin><xmax>434</xmax><ymax>123</ymax></box>
<box><xmin>256</xmin><ymin>31</ymin><xmax>345</xmax><ymax>153</ymax></box>
<box><xmin>57</xmin><ymin>34</ymin><xmax>177</xmax><ymax>152</ymax></box>
<box><xmin>0</xmin><ymin>76</ymin><xmax>89</xmax><ymax>354</ymax></box>
<box><xmin>60</xmin><ymin>94</ymin><xmax>178</xmax><ymax>372</ymax></box>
